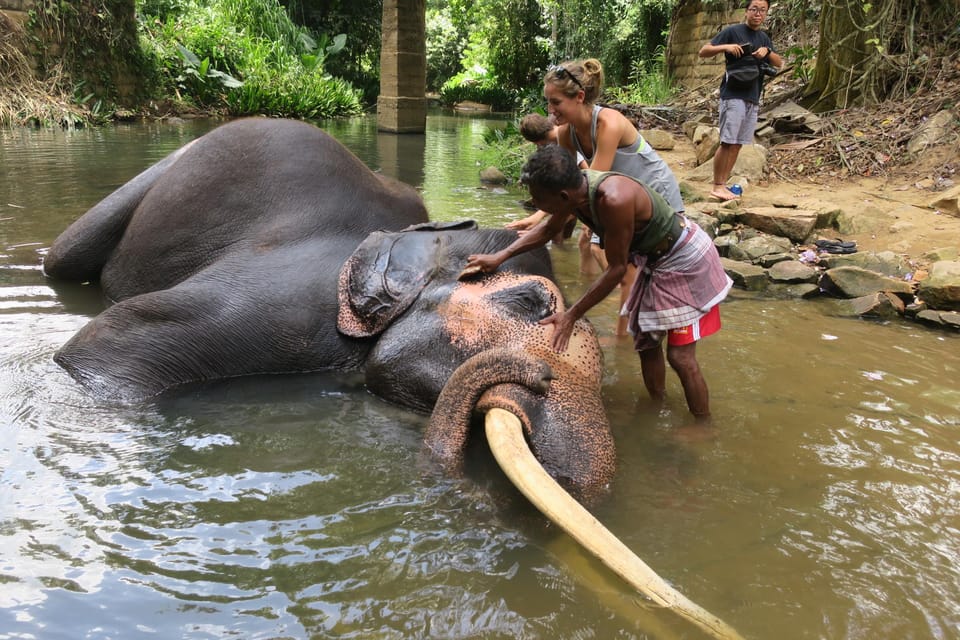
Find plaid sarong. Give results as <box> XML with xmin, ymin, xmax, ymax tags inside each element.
<box><xmin>623</xmin><ymin>218</ymin><xmax>732</xmax><ymax>351</ymax></box>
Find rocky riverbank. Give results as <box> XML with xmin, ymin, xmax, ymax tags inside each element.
<box><xmin>663</xmin><ymin>103</ymin><xmax>960</xmax><ymax>333</ymax></box>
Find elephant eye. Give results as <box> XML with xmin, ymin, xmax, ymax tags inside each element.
<box><xmin>487</xmin><ymin>282</ymin><xmax>556</xmax><ymax>323</ymax></box>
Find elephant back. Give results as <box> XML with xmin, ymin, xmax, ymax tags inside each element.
<box><xmin>101</xmin><ymin>118</ymin><xmax>429</xmax><ymax>301</ymax></box>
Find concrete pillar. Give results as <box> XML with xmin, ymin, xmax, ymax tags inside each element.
<box><xmin>377</xmin><ymin>0</ymin><xmax>427</xmax><ymax>133</ymax></box>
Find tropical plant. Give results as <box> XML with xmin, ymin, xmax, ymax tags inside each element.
<box><xmin>137</xmin><ymin>0</ymin><xmax>362</xmax><ymax>118</ymax></box>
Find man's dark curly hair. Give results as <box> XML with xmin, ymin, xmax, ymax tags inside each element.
<box><xmin>519</xmin><ymin>144</ymin><xmax>582</xmax><ymax>192</ymax></box>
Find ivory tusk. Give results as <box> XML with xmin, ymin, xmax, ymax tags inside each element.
<box><xmin>484</xmin><ymin>408</ymin><xmax>746</xmax><ymax>640</ymax></box>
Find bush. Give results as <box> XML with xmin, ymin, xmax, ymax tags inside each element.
<box><xmin>137</xmin><ymin>0</ymin><xmax>362</xmax><ymax>119</ymax></box>
<box><xmin>438</xmin><ymin>76</ymin><xmax>518</xmax><ymax>112</ymax></box>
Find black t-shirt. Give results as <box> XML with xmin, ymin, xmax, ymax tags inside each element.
<box><xmin>711</xmin><ymin>23</ymin><xmax>776</xmax><ymax>103</ymax></box>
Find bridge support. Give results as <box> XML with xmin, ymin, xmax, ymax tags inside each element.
<box><xmin>377</xmin><ymin>0</ymin><xmax>426</xmax><ymax>133</ymax></box>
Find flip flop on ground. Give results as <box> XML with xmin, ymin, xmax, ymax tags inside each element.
<box><xmin>814</xmin><ymin>239</ymin><xmax>858</xmax><ymax>254</ymax></box>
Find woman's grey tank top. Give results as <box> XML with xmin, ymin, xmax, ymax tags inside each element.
<box><xmin>569</xmin><ymin>104</ymin><xmax>685</xmax><ymax>213</ymax></box>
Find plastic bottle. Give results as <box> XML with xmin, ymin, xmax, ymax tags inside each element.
<box><xmin>729</xmin><ymin>184</ymin><xmax>743</xmax><ymax>196</ymax></box>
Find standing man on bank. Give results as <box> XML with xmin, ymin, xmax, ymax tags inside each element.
<box><xmin>699</xmin><ymin>0</ymin><xmax>782</xmax><ymax>202</ymax></box>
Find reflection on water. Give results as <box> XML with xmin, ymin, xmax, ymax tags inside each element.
<box><xmin>1</xmin><ymin>114</ymin><xmax>958</xmax><ymax>639</ymax></box>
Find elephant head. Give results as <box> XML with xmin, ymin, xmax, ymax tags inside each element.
<box><xmin>337</xmin><ymin>221</ymin><xmax>616</xmax><ymax>501</ymax></box>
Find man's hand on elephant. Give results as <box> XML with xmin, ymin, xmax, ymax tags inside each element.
<box><xmin>539</xmin><ymin>311</ymin><xmax>576</xmax><ymax>353</ymax></box>
<box><xmin>460</xmin><ymin>253</ymin><xmax>502</xmax><ymax>280</ymax></box>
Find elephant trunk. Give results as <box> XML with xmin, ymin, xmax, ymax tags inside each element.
<box><xmin>484</xmin><ymin>408</ymin><xmax>746</xmax><ymax>640</ymax></box>
<box><xmin>424</xmin><ymin>348</ymin><xmax>552</xmax><ymax>470</ymax></box>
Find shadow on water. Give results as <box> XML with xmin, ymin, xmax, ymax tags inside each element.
<box><xmin>1</xmin><ymin>114</ymin><xmax>958</xmax><ymax>640</ymax></box>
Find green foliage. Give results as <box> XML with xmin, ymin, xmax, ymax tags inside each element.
<box><xmin>785</xmin><ymin>44</ymin><xmax>816</xmax><ymax>82</ymax></box>
<box><xmin>426</xmin><ymin>5</ymin><xmax>469</xmax><ymax>92</ymax></box>
<box><xmin>549</xmin><ymin>0</ymin><xmax>674</xmax><ymax>86</ymax></box>
<box><xmin>283</xmin><ymin>0</ymin><xmax>385</xmax><ymax>104</ymax></box>
<box><xmin>175</xmin><ymin>44</ymin><xmax>243</xmax><ymax>106</ymax></box>
<box><xmin>26</xmin><ymin>0</ymin><xmax>149</xmax><ymax>120</ymax></box>
<box><xmin>439</xmin><ymin>74</ymin><xmax>519</xmax><ymax>112</ymax></box>
<box><xmin>427</xmin><ymin>0</ymin><xmax>678</xmax><ymax>108</ymax></box>
<box><xmin>137</xmin><ymin>0</ymin><xmax>362</xmax><ymax>118</ymax></box>
<box><xmin>603</xmin><ymin>47</ymin><xmax>675</xmax><ymax>106</ymax></box>
<box><xmin>477</xmin><ymin>119</ymin><xmax>531</xmax><ymax>181</ymax></box>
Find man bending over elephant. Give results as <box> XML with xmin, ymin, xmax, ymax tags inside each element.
<box><xmin>464</xmin><ymin>145</ymin><xmax>732</xmax><ymax>422</ymax></box>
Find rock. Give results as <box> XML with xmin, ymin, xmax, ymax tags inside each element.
<box><xmin>639</xmin><ymin>129</ymin><xmax>675</xmax><ymax>150</ymax></box>
<box><xmin>770</xmin><ymin>198</ymin><xmax>797</xmax><ymax>208</ymax></box>
<box><xmin>768</xmin><ymin>260</ymin><xmax>819</xmax><ymax>284</ymax></box>
<box><xmin>736</xmin><ymin>206</ymin><xmax>818</xmax><ymax>243</ymax></box>
<box><xmin>758</xmin><ymin>252</ymin><xmax>794</xmax><ymax>268</ymax></box>
<box><xmin>727</xmin><ymin>235</ymin><xmax>793</xmax><ymax>263</ymax></box>
<box><xmin>930</xmin><ymin>184</ymin><xmax>960</xmax><ymax>218</ymax></box>
<box><xmin>721</xmin><ymin>257</ymin><xmax>767</xmax><ymax>290</ymax></box>
<box><xmin>819</xmin><ymin>266</ymin><xmax>915</xmax><ymax>299</ymax></box>
<box><xmin>917</xmin><ymin>260</ymin><xmax>960</xmax><ymax>311</ymax></box>
<box><xmin>682</xmin><ymin>114</ymin><xmax>712</xmax><ymax>140</ymax></box>
<box><xmin>915</xmin><ymin>309</ymin><xmax>960</xmax><ymax>330</ymax></box>
<box><xmin>923</xmin><ymin>247</ymin><xmax>959</xmax><ymax>262</ymax></box>
<box><xmin>847</xmin><ymin>292</ymin><xmax>906</xmax><ymax>319</ymax></box>
<box><xmin>767</xmin><ymin>282</ymin><xmax>821</xmax><ymax>299</ymax></box>
<box><xmin>479</xmin><ymin>166</ymin><xmax>508</xmax><ymax>185</ymax></box>
<box><xmin>762</xmin><ymin>100</ymin><xmax>824</xmax><ymax>136</ymax></box>
<box><xmin>835</xmin><ymin>205</ymin><xmax>894</xmax><ymax>234</ymax></box>
<box><xmin>814</xmin><ymin>206</ymin><xmax>843</xmax><ymax>230</ymax></box>
<box><xmin>454</xmin><ymin>101</ymin><xmax>492</xmax><ymax>113</ymax></box>
<box><xmin>685</xmin><ymin>210</ymin><xmax>718</xmax><ymax>238</ymax></box>
<box><xmin>713</xmin><ymin>234</ymin><xmax>739</xmax><ymax>257</ymax></box>
<box><xmin>687</xmin><ymin>144</ymin><xmax>768</xmax><ymax>182</ymax></box>
<box><xmin>692</xmin><ymin>125</ymin><xmax>720</xmax><ymax>166</ymax></box>
<box><xmin>817</xmin><ymin>251</ymin><xmax>909</xmax><ymax>277</ymax></box>
<box><xmin>944</xmin><ymin>311</ymin><xmax>960</xmax><ymax>330</ymax></box>
<box><xmin>907</xmin><ymin>110</ymin><xmax>956</xmax><ymax>155</ymax></box>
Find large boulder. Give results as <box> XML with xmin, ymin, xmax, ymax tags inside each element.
<box><xmin>917</xmin><ymin>260</ymin><xmax>960</xmax><ymax>311</ymax></box>
<box><xmin>727</xmin><ymin>234</ymin><xmax>794</xmax><ymax>263</ymax></box>
<box><xmin>721</xmin><ymin>257</ymin><xmax>767</xmax><ymax>290</ymax></box>
<box><xmin>907</xmin><ymin>110</ymin><xmax>956</xmax><ymax>156</ymax></box>
<box><xmin>639</xmin><ymin>129</ymin><xmax>675</xmax><ymax>150</ymax></box>
<box><xmin>819</xmin><ymin>266</ymin><xmax>914</xmax><ymax>299</ymax></box>
<box><xmin>688</xmin><ymin>144</ymin><xmax>768</xmax><ymax>182</ymax></box>
<box><xmin>930</xmin><ymin>185</ymin><xmax>960</xmax><ymax>218</ymax></box>
<box><xmin>736</xmin><ymin>206</ymin><xmax>818</xmax><ymax>243</ymax></box>
<box><xmin>768</xmin><ymin>260</ymin><xmax>819</xmax><ymax>284</ymax></box>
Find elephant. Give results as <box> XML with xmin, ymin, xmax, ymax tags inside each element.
<box><xmin>43</xmin><ymin>117</ymin><xmax>615</xmax><ymax>501</ymax></box>
<box><xmin>43</xmin><ymin>119</ymin><xmax>747</xmax><ymax>637</ymax></box>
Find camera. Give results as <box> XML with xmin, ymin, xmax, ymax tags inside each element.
<box><xmin>760</xmin><ymin>63</ymin><xmax>779</xmax><ymax>77</ymax></box>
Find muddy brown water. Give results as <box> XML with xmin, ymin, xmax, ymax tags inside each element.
<box><xmin>1</xmin><ymin>115</ymin><xmax>957</xmax><ymax>639</ymax></box>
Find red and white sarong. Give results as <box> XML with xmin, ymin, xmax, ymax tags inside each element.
<box><xmin>623</xmin><ymin>218</ymin><xmax>732</xmax><ymax>351</ymax></box>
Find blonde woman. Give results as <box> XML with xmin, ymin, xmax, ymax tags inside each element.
<box><xmin>546</xmin><ymin>58</ymin><xmax>684</xmax><ymax>335</ymax></box>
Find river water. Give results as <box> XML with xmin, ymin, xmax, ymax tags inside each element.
<box><xmin>1</xmin><ymin>114</ymin><xmax>958</xmax><ymax>640</ymax></box>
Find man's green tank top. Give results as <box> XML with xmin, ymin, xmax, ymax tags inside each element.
<box><xmin>581</xmin><ymin>170</ymin><xmax>676</xmax><ymax>255</ymax></box>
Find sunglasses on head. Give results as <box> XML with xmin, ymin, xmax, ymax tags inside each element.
<box><xmin>548</xmin><ymin>65</ymin><xmax>585</xmax><ymax>92</ymax></box>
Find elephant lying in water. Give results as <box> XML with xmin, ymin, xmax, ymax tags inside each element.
<box><xmin>43</xmin><ymin>119</ymin><xmax>746</xmax><ymax>637</ymax></box>
<box><xmin>43</xmin><ymin>117</ymin><xmax>615</xmax><ymax>501</ymax></box>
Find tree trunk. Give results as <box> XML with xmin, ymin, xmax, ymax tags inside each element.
<box><xmin>802</xmin><ymin>0</ymin><xmax>870</xmax><ymax>111</ymax></box>
<box><xmin>803</xmin><ymin>0</ymin><xmax>960</xmax><ymax>112</ymax></box>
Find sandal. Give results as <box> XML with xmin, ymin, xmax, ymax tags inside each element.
<box><xmin>815</xmin><ymin>239</ymin><xmax>857</xmax><ymax>254</ymax></box>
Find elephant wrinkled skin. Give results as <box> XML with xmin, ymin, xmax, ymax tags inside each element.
<box><xmin>43</xmin><ymin>117</ymin><xmax>615</xmax><ymax>499</ymax></box>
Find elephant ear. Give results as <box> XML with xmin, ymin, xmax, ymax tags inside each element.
<box><xmin>338</xmin><ymin>228</ymin><xmax>450</xmax><ymax>337</ymax></box>
<box><xmin>399</xmin><ymin>219</ymin><xmax>477</xmax><ymax>233</ymax></box>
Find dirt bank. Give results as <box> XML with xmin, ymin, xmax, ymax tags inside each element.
<box><xmin>659</xmin><ymin>136</ymin><xmax>960</xmax><ymax>264</ymax></box>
